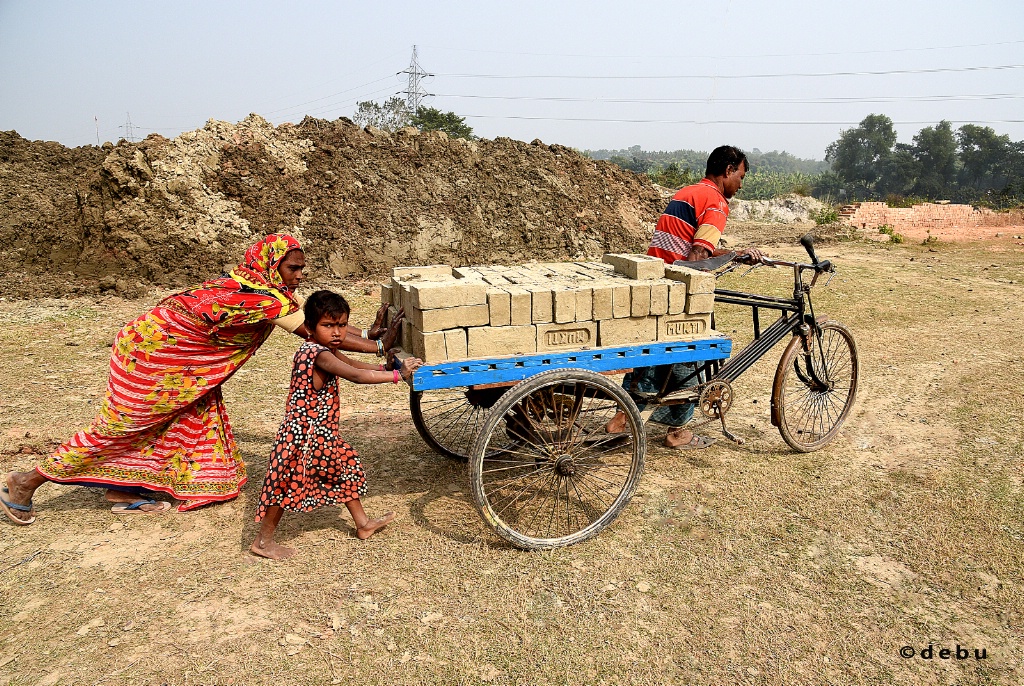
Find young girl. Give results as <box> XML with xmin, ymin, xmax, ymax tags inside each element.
<box><xmin>251</xmin><ymin>290</ymin><xmax>421</xmax><ymax>560</ymax></box>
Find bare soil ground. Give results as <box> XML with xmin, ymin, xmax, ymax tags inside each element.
<box><xmin>1</xmin><ymin>234</ymin><xmax>1022</xmax><ymax>685</ymax></box>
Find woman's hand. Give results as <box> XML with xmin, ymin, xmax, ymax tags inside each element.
<box><xmin>381</xmin><ymin>308</ymin><xmax>405</xmax><ymax>351</ymax></box>
<box><xmin>400</xmin><ymin>357</ymin><xmax>423</xmax><ymax>382</ymax></box>
<box><xmin>367</xmin><ymin>304</ymin><xmax>389</xmax><ymax>340</ymax></box>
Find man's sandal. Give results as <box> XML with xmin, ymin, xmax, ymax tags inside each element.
<box><xmin>0</xmin><ymin>485</ymin><xmax>35</xmax><ymax>525</ymax></box>
<box><xmin>668</xmin><ymin>435</ymin><xmax>717</xmax><ymax>451</ymax></box>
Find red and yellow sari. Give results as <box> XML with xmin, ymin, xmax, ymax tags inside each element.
<box><xmin>38</xmin><ymin>234</ymin><xmax>303</xmax><ymax>511</ymax></box>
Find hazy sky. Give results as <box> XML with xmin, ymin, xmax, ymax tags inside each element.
<box><xmin>2</xmin><ymin>0</ymin><xmax>1022</xmax><ymax>158</ymax></box>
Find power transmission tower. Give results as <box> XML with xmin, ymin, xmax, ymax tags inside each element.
<box><xmin>120</xmin><ymin>112</ymin><xmax>137</xmax><ymax>143</ymax></box>
<box><xmin>400</xmin><ymin>45</ymin><xmax>431</xmax><ymax>114</ymax></box>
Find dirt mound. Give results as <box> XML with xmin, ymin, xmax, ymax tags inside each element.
<box><xmin>728</xmin><ymin>194</ymin><xmax>824</xmax><ymax>224</ymax></box>
<box><xmin>0</xmin><ymin>116</ymin><xmax>664</xmax><ymax>297</ymax></box>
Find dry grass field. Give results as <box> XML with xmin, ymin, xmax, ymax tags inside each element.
<box><xmin>1</xmin><ymin>234</ymin><xmax>1022</xmax><ymax>685</ymax></box>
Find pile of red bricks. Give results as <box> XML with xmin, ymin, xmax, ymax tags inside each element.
<box><xmin>383</xmin><ymin>255</ymin><xmax>718</xmax><ymax>363</ymax></box>
<box><xmin>839</xmin><ymin>201</ymin><xmax>1024</xmax><ymax>239</ymax></box>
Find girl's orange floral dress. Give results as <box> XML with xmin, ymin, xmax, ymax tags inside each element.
<box><xmin>37</xmin><ymin>234</ymin><xmax>302</xmax><ymax>511</ymax></box>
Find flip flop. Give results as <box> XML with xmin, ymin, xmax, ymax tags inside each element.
<box><xmin>111</xmin><ymin>499</ymin><xmax>171</xmax><ymax>515</ymax></box>
<box><xmin>1</xmin><ymin>484</ymin><xmax>35</xmax><ymax>526</ymax></box>
<box><xmin>667</xmin><ymin>434</ymin><xmax>717</xmax><ymax>450</ymax></box>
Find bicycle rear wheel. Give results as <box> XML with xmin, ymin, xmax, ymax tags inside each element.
<box><xmin>468</xmin><ymin>368</ymin><xmax>645</xmax><ymax>550</ymax></box>
<box><xmin>771</xmin><ymin>321</ymin><xmax>859</xmax><ymax>452</ymax></box>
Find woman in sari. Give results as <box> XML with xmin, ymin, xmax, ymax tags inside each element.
<box><xmin>1</xmin><ymin>233</ymin><xmax>402</xmax><ymax>523</ymax></box>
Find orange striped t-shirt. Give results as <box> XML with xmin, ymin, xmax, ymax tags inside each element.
<box><xmin>647</xmin><ymin>178</ymin><xmax>729</xmax><ymax>263</ymax></box>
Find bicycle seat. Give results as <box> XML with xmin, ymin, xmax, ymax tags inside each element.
<box><xmin>673</xmin><ymin>251</ymin><xmax>737</xmax><ymax>272</ymax></box>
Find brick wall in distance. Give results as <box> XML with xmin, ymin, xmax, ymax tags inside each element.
<box><xmin>839</xmin><ymin>202</ymin><xmax>1024</xmax><ymax>241</ymax></box>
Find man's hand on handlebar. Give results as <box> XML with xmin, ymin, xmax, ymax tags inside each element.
<box><xmin>734</xmin><ymin>248</ymin><xmax>768</xmax><ymax>264</ymax></box>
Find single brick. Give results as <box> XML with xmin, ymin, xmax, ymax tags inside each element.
<box><xmin>591</xmin><ymin>283</ymin><xmax>613</xmax><ymax>320</ymax></box>
<box><xmin>630</xmin><ymin>283</ymin><xmax>651</xmax><ymax>317</ymax></box>
<box><xmin>467</xmin><ymin>324</ymin><xmax>537</xmax><ymax>358</ymax></box>
<box><xmin>504</xmin><ymin>286</ymin><xmax>533</xmax><ymax>326</ymax></box>
<box><xmin>665</xmin><ymin>264</ymin><xmax>716</xmax><ymax>294</ymax></box>
<box><xmin>553</xmin><ymin>288</ymin><xmax>576</xmax><ymax>324</ymax></box>
<box><xmin>602</xmin><ymin>253</ymin><xmax>666</xmax><ymax>280</ymax></box>
<box><xmin>408</xmin><ymin>280</ymin><xmax>488</xmax><ymax>310</ymax></box>
<box><xmin>526</xmin><ymin>286</ymin><xmax>553</xmax><ymax>323</ymax></box>
<box><xmin>444</xmin><ymin>328</ymin><xmax>468</xmax><ymax>359</ymax></box>
<box><xmin>487</xmin><ymin>288</ymin><xmax>512</xmax><ymax>327</ymax></box>
<box><xmin>401</xmin><ymin>315</ymin><xmax>413</xmax><ymax>351</ymax></box>
<box><xmin>380</xmin><ymin>282</ymin><xmax>393</xmax><ymax>306</ymax></box>
<box><xmin>611</xmin><ymin>283</ymin><xmax>632</xmax><ymax>318</ymax></box>
<box><xmin>574</xmin><ymin>287</ymin><xmax>593</xmax><ymax>322</ymax></box>
<box><xmin>668</xmin><ymin>282</ymin><xmax>686</xmax><ymax>315</ymax></box>
<box><xmin>650</xmin><ymin>282</ymin><xmax>669</xmax><ymax>315</ymax></box>
<box><xmin>657</xmin><ymin>314</ymin><xmax>712</xmax><ymax>341</ymax></box>
<box><xmin>598</xmin><ymin>316</ymin><xmax>658</xmax><ymax>346</ymax></box>
<box><xmin>392</xmin><ymin>264</ymin><xmax>453</xmax><ymax>280</ymax></box>
<box><xmin>536</xmin><ymin>322</ymin><xmax>597</xmax><ymax>351</ymax></box>
<box><xmin>686</xmin><ymin>293</ymin><xmax>716</xmax><ymax>314</ymax></box>
<box><xmin>410</xmin><ymin>328</ymin><xmax>447</xmax><ymax>362</ymax></box>
<box><xmin>453</xmin><ymin>266</ymin><xmax>484</xmax><ymax>279</ymax></box>
<box><xmin>413</xmin><ymin>304</ymin><xmax>490</xmax><ymax>333</ymax></box>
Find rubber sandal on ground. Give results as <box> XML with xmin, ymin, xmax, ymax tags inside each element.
<box><xmin>111</xmin><ymin>499</ymin><xmax>171</xmax><ymax>515</ymax></box>
<box><xmin>1</xmin><ymin>484</ymin><xmax>35</xmax><ymax>526</ymax></box>
<box><xmin>667</xmin><ymin>434</ymin><xmax>717</xmax><ymax>450</ymax></box>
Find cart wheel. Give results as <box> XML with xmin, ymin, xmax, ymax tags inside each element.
<box><xmin>410</xmin><ymin>387</ymin><xmax>507</xmax><ymax>461</ymax></box>
<box><xmin>468</xmin><ymin>368</ymin><xmax>645</xmax><ymax>550</ymax></box>
<box><xmin>772</xmin><ymin>321</ymin><xmax>859</xmax><ymax>452</ymax></box>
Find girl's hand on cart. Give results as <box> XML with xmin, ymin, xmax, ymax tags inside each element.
<box><xmin>400</xmin><ymin>357</ymin><xmax>423</xmax><ymax>382</ymax></box>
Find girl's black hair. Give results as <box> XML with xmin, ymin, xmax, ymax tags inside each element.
<box><xmin>303</xmin><ymin>290</ymin><xmax>351</xmax><ymax>328</ymax></box>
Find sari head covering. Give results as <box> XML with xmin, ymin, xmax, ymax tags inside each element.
<box><xmin>38</xmin><ymin>233</ymin><xmax>307</xmax><ymax>511</ymax></box>
<box><xmin>231</xmin><ymin>232</ymin><xmax>303</xmax><ymax>294</ymax></box>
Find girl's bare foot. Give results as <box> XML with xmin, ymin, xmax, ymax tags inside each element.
<box><xmin>356</xmin><ymin>511</ymin><xmax>395</xmax><ymax>540</ymax></box>
<box><xmin>250</xmin><ymin>536</ymin><xmax>296</xmax><ymax>560</ymax></box>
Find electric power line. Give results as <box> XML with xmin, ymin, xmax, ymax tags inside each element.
<box><xmin>458</xmin><ymin>114</ymin><xmax>1024</xmax><ymax>126</ymax></box>
<box><xmin>434</xmin><ymin>63</ymin><xmax>1024</xmax><ymax>81</ymax></box>
<box><xmin>431</xmin><ymin>92</ymin><xmax>1024</xmax><ymax>106</ymax></box>
<box><xmin>422</xmin><ymin>38</ymin><xmax>1024</xmax><ymax>61</ymax></box>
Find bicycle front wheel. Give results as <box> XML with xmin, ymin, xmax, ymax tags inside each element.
<box><xmin>771</xmin><ymin>321</ymin><xmax>859</xmax><ymax>452</ymax></box>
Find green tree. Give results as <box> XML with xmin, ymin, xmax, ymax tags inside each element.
<box><xmin>911</xmin><ymin>120</ymin><xmax>957</xmax><ymax>197</ymax></box>
<box><xmin>877</xmin><ymin>144</ymin><xmax>918</xmax><ymax>197</ymax></box>
<box><xmin>352</xmin><ymin>96</ymin><xmax>410</xmax><ymax>132</ymax></box>
<box><xmin>650</xmin><ymin>162</ymin><xmax>699</xmax><ymax>189</ymax></box>
<box><xmin>825</xmin><ymin>114</ymin><xmax>898</xmax><ymax>194</ymax></box>
<box><xmin>957</xmin><ymin>124</ymin><xmax>1013</xmax><ymax>190</ymax></box>
<box><xmin>411</xmin><ymin>106</ymin><xmax>474</xmax><ymax>139</ymax></box>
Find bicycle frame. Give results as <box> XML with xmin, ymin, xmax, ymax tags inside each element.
<box><xmin>649</xmin><ymin>254</ymin><xmax>834</xmax><ymax>406</ymax></box>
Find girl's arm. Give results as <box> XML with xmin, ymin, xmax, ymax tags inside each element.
<box><xmin>314</xmin><ymin>349</ymin><xmax>422</xmax><ymax>384</ymax></box>
<box><xmin>331</xmin><ymin>350</ymin><xmax>382</xmax><ymax>371</ymax></box>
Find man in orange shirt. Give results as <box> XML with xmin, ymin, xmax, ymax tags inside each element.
<box><xmin>611</xmin><ymin>145</ymin><xmax>764</xmax><ymax>449</ymax></box>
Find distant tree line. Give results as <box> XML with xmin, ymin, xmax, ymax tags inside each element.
<box><xmin>587</xmin><ymin>145</ymin><xmax>833</xmax><ymax>201</ymax></box>
<box><xmin>825</xmin><ymin>114</ymin><xmax>1023</xmax><ymax>208</ymax></box>
<box><xmin>592</xmin><ymin>116</ymin><xmax>1024</xmax><ymax>208</ymax></box>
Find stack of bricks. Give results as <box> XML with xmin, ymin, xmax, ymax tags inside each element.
<box><xmin>840</xmin><ymin>201</ymin><xmax>1024</xmax><ymax>234</ymax></box>
<box><xmin>381</xmin><ymin>254</ymin><xmax>719</xmax><ymax>364</ymax></box>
